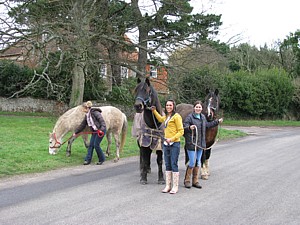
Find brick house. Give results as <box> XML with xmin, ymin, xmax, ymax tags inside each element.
<box><xmin>0</xmin><ymin>37</ymin><xmax>169</xmax><ymax>94</ymax></box>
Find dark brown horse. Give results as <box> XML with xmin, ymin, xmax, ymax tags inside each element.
<box><xmin>133</xmin><ymin>77</ymin><xmax>165</xmax><ymax>185</ymax></box>
<box><xmin>176</xmin><ymin>89</ymin><xmax>221</xmax><ymax>179</ymax></box>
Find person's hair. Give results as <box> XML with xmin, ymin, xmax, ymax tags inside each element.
<box><xmin>83</xmin><ymin>101</ymin><xmax>93</xmax><ymax>109</ymax></box>
<box><xmin>164</xmin><ymin>99</ymin><xmax>176</xmax><ymax>116</ymax></box>
<box><xmin>193</xmin><ymin>100</ymin><xmax>202</xmax><ymax>107</ymax></box>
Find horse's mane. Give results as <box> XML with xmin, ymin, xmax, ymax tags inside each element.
<box><xmin>53</xmin><ymin>105</ymin><xmax>84</xmax><ymax>134</ymax></box>
<box><xmin>150</xmin><ymin>85</ymin><xmax>163</xmax><ymax>115</ymax></box>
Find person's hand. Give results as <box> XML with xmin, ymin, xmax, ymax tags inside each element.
<box><xmin>190</xmin><ymin>125</ymin><xmax>196</xmax><ymax>130</ymax></box>
<box><xmin>218</xmin><ymin>118</ymin><xmax>223</xmax><ymax>123</ymax></box>
<box><xmin>72</xmin><ymin>133</ymin><xmax>76</xmax><ymax>137</ymax></box>
<box><xmin>165</xmin><ymin>138</ymin><xmax>172</xmax><ymax>144</ymax></box>
<box><xmin>150</xmin><ymin>106</ymin><xmax>156</xmax><ymax>111</ymax></box>
<box><xmin>97</xmin><ymin>130</ymin><xmax>104</xmax><ymax>137</ymax></box>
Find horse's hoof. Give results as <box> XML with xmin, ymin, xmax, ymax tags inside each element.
<box><xmin>140</xmin><ymin>179</ymin><xmax>147</xmax><ymax>185</ymax></box>
<box><xmin>113</xmin><ymin>158</ymin><xmax>119</xmax><ymax>163</ymax></box>
<box><xmin>66</xmin><ymin>153</ymin><xmax>71</xmax><ymax>157</ymax></box>
<box><xmin>147</xmin><ymin>168</ymin><xmax>151</xmax><ymax>173</ymax></box>
<box><xmin>158</xmin><ymin>179</ymin><xmax>165</xmax><ymax>185</ymax></box>
<box><xmin>201</xmin><ymin>175</ymin><xmax>208</xmax><ymax>180</ymax></box>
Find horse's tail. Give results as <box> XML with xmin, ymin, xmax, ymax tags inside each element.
<box><xmin>120</xmin><ymin>113</ymin><xmax>128</xmax><ymax>153</ymax></box>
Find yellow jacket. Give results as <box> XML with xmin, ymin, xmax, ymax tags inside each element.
<box><xmin>153</xmin><ymin>110</ymin><xmax>184</xmax><ymax>142</ymax></box>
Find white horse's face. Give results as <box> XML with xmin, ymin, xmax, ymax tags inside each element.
<box><xmin>49</xmin><ymin>133</ymin><xmax>61</xmax><ymax>155</ymax></box>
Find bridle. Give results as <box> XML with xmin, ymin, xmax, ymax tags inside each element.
<box><xmin>49</xmin><ymin>133</ymin><xmax>62</xmax><ymax>149</ymax></box>
<box><xmin>135</xmin><ymin>96</ymin><xmax>152</xmax><ymax>110</ymax></box>
<box><xmin>135</xmin><ymin>83</ymin><xmax>153</xmax><ymax>110</ymax></box>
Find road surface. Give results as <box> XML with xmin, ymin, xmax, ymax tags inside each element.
<box><xmin>1</xmin><ymin>126</ymin><xmax>300</xmax><ymax>225</ymax></box>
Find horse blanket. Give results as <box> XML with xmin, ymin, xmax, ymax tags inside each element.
<box><xmin>132</xmin><ymin>112</ymin><xmax>164</xmax><ymax>151</ymax></box>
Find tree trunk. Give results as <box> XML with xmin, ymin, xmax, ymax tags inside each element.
<box><xmin>69</xmin><ymin>62</ymin><xmax>85</xmax><ymax>107</ymax></box>
<box><xmin>131</xmin><ymin>0</ymin><xmax>149</xmax><ymax>78</ymax></box>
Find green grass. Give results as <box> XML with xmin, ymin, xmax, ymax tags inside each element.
<box><xmin>1</xmin><ymin>112</ymin><xmax>298</xmax><ymax>179</ymax></box>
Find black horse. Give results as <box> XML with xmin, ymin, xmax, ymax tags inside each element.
<box><xmin>133</xmin><ymin>77</ymin><xmax>165</xmax><ymax>185</ymax></box>
<box><xmin>176</xmin><ymin>89</ymin><xmax>221</xmax><ymax>179</ymax></box>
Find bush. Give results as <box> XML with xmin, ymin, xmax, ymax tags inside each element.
<box><xmin>223</xmin><ymin>68</ymin><xmax>294</xmax><ymax>118</ymax></box>
<box><xmin>176</xmin><ymin>67</ymin><xmax>225</xmax><ymax>104</ymax></box>
<box><xmin>0</xmin><ymin>60</ymin><xmax>33</xmax><ymax>97</ymax></box>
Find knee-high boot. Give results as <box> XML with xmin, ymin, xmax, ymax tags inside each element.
<box><xmin>192</xmin><ymin>166</ymin><xmax>202</xmax><ymax>189</ymax></box>
<box><xmin>170</xmin><ymin>172</ymin><xmax>179</xmax><ymax>194</ymax></box>
<box><xmin>161</xmin><ymin>171</ymin><xmax>172</xmax><ymax>193</ymax></box>
<box><xmin>184</xmin><ymin>166</ymin><xmax>193</xmax><ymax>188</ymax></box>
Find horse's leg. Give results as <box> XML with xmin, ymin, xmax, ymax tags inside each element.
<box><xmin>147</xmin><ymin>153</ymin><xmax>151</xmax><ymax>174</ymax></box>
<box><xmin>205</xmin><ymin>148</ymin><xmax>211</xmax><ymax>175</ymax></box>
<box><xmin>106</xmin><ymin>131</ymin><xmax>112</xmax><ymax>158</ymax></box>
<box><xmin>200</xmin><ymin>150</ymin><xmax>209</xmax><ymax>180</ymax></box>
<box><xmin>156</xmin><ymin>150</ymin><xmax>165</xmax><ymax>184</ymax></box>
<box><xmin>184</xmin><ymin>145</ymin><xmax>189</xmax><ymax>166</ymax></box>
<box><xmin>82</xmin><ymin>133</ymin><xmax>90</xmax><ymax>149</ymax></box>
<box><xmin>113</xmin><ymin>132</ymin><xmax>121</xmax><ymax>163</ymax></box>
<box><xmin>66</xmin><ymin>136</ymin><xmax>76</xmax><ymax>157</ymax></box>
<box><xmin>140</xmin><ymin>147</ymin><xmax>151</xmax><ymax>185</ymax></box>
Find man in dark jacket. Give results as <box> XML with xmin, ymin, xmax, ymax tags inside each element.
<box><xmin>74</xmin><ymin>101</ymin><xmax>107</xmax><ymax>165</ymax></box>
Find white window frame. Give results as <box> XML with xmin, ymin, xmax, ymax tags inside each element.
<box><xmin>121</xmin><ymin>66</ymin><xmax>128</xmax><ymax>79</ymax></box>
<box><xmin>150</xmin><ymin>65</ymin><xmax>157</xmax><ymax>78</ymax></box>
<box><xmin>100</xmin><ymin>64</ymin><xmax>107</xmax><ymax>78</ymax></box>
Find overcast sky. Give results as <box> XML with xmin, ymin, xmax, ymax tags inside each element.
<box><xmin>191</xmin><ymin>0</ymin><xmax>300</xmax><ymax>47</ymax></box>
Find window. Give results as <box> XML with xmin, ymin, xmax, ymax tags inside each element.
<box><xmin>100</xmin><ymin>64</ymin><xmax>107</xmax><ymax>78</ymax></box>
<box><xmin>150</xmin><ymin>65</ymin><xmax>157</xmax><ymax>78</ymax></box>
<box><xmin>121</xmin><ymin>66</ymin><xmax>128</xmax><ymax>79</ymax></box>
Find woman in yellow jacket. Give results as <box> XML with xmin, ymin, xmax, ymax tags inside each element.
<box><xmin>151</xmin><ymin>99</ymin><xmax>184</xmax><ymax>194</ymax></box>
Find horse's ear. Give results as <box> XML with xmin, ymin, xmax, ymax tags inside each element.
<box><xmin>206</xmin><ymin>88</ymin><xmax>210</xmax><ymax>94</ymax></box>
<box><xmin>215</xmin><ymin>89</ymin><xmax>219</xmax><ymax>96</ymax></box>
<box><xmin>137</xmin><ymin>78</ymin><xmax>141</xmax><ymax>84</ymax></box>
<box><xmin>145</xmin><ymin>77</ymin><xmax>151</xmax><ymax>86</ymax></box>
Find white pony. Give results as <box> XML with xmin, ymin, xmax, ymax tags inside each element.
<box><xmin>49</xmin><ymin>105</ymin><xmax>127</xmax><ymax>162</ymax></box>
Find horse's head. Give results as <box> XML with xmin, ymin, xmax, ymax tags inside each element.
<box><xmin>203</xmin><ymin>89</ymin><xmax>220</xmax><ymax>121</ymax></box>
<box><xmin>133</xmin><ymin>77</ymin><xmax>162</xmax><ymax>128</ymax></box>
<box><xmin>48</xmin><ymin>132</ymin><xmax>61</xmax><ymax>155</ymax></box>
<box><xmin>134</xmin><ymin>77</ymin><xmax>155</xmax><ymax>113</ymax></box>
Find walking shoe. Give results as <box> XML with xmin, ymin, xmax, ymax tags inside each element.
<box><xmin>96</xmin><ymin>161</ymin><xmax>104</xmax><ymax>165</ymax></box>
<box><xmin>83</xmin><ymin>161</ymin><xmax>90</xmax><ymax>165</ymax></box>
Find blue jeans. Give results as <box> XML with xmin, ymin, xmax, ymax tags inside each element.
<box><xmin>187</xmin><ymin>149</ymin><xmax>203</xmax><ymax>167</ymax></box>
<box><xmin>163</xmin><ymin>142</ymin><xmax>180</xmax><ymax>172</ymax></box>
<box><xmin>85</xmin><ymin>130</ymin><xmax>106</xmax><ymax>162</ymax></box>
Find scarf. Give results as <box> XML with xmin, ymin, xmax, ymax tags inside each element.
<box><xmin>86</xmin><ymin>110</ymin><xmax>97</xmax><ymax>130</ymax></box>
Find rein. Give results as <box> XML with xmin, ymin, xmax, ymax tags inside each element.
<box><xmin>50</xmin><ymin>130</ymin><xmax>104</xmax><ymax>149</ymax></box>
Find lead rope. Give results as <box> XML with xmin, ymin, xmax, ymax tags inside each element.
<box><xmin>50</xmin><ymin>130</ymin><xmax>104</xmax><ymax>149</ymax></box>
<box><xmin>185</xmin><ymin>126</ymin><xmax>198</xmax><ymax>167</ymax></box>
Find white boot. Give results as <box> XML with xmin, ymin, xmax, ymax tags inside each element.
<box><xmin>162</xmin><ymin>171</ymin><xmax>172</xmax><ymax>193</ymax></box>
<box><xmin>170</xmin><ymin>172</ymin><xmax>179</xmax><ymax>194</ymax></box>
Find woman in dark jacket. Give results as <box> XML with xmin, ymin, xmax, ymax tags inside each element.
<box><xmin>183</xmin><ymin>100</ymin><xmax>223</xmax><ymax>189</ymax></box>
<box><xmin>73</xmin><ymin>101</ymin><xmax>107</xmax><ymax>165</ymax></box>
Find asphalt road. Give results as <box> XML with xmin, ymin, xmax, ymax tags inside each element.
<box><xmin>1</xmin><ymin>126</ymin><xmax>300</xmax><ymax>225</ymax></box>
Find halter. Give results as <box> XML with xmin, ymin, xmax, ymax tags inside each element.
<box><xmin>49</xmin><ymin>133</ymin><xmax>62</xmax><ymax>149</ymax></box>
<box><xmin>136</xmin><ymin>96</ymin><xmax>152</xmax><ymax>110</ymax></box>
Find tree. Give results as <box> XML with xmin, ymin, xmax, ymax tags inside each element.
<box><xmin>280</xmin><ymin>30</ymin><xmax>300</xmax><ymax>78</ymax></box>
<box><xmin>129</xmin><ymin>0</ymin><xmax>222</xmax><ymax>78</ymax></box>
<box><xmin>1</xmin><ymin>0</ymin><xmax>223</xmax><ymax>105</ymax></box>
<box><xmin>2</xmin><ymin>0</ymin><xmax>105</xmax><ymax>106</ymax></box>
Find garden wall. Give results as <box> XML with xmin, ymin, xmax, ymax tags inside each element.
<box><xmin>0</xmin><ymin>97</ymin><xmax>135</xmax><ymax>119</ymax></box>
